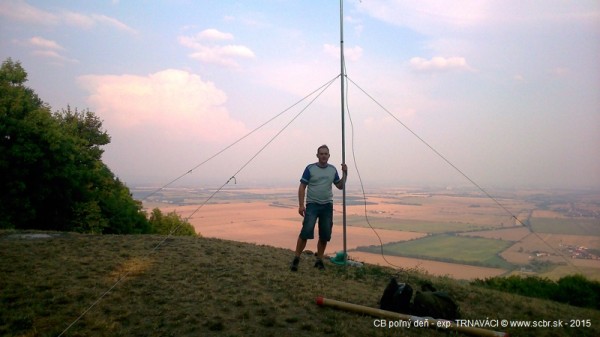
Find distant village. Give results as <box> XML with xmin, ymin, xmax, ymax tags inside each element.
<box><xmin>554</xmin><ymin>204</ymin><xmax>600</xmax><ymax>219</ymax></box>
<box><xmin>531</xmin><ymin>244</ymin><xmax>600</xmax><ymax>261</ymax></box>
<box><xmin>559</xmin><ymin>244</ymin><xmax>600</xmax><ymax>260</ymax></box>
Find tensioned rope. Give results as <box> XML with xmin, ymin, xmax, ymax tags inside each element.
<box><xmin>346</xmin><ymin>76</ymin><xmax>525</xmax><ymax>227</ymax></box>
<box><xmin>344</xmin><ymin>75</ymin><xmax>406</xmax><ymax>273</ymax></box>
<box><xmin>60</xmin><ymin>66</ymin><xmax>582</xmax><ymax>335</ymax></box>
<box><xmin>181</xmin><ymin>75</ymin><xmax>339</xmax><ymax>223</ymax></box>
<box><xmin>58</xmin><ymin>75</ymin><xmax>339</xmax><ymax>336</ymax></box>
<box><xmin>140</xmin><ymin>74</ymin><xmax>341</xmax><ymax>202</ymax></box>
<box><xmin>345</xmin><ymin>75</ymin><xmax>582</xmax><ymax>275</ymax></box>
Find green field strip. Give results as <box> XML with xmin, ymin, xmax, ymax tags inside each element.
<box><xmin>355</xmin><ymin>234</ymin><xmax>514</xmax><ymax>269</ymax></box>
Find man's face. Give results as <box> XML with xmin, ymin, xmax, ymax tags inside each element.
<box><xmin>317</xmin><ymin>148</ymin><xmax>330</xmax><ymax>165</ymax></box>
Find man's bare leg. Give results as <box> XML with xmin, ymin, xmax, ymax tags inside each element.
<box><xmin>291</xmin><ymin>236</ymin><xmax>307</xmax><ymax>271</ymax></box>
<box><xmin>316</xmin><ymin>239</ymin><xmax>327</xmax><ymax>260</ymax></box>
<box><xmin>295</xmin><ymin>236</ymin><xmax>307</xmax><ymax>257</ymax></box>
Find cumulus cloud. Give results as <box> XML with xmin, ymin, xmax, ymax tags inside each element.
<box><xmin>409</xmin><ymin>56</ymin><xmax>473</xmax><ymax>72</ymax></box>
<box><xmin>178</xmin><ymin>29</ymin><xmax>255</xmax><ymax>68</ymax></box>
<box><xmin>78</xmin><ymin>69</ymin><xmax>247</xmax><ymax>142</ymax></box>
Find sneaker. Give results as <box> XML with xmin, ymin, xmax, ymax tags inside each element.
<box><xmin>314</xmin><ymin>259</ymin><xmax>325</xmax><ymax>270</ymax></box>
<box><xmin>290</xmin><ymin>256</ymin><xmax>300</xmax><ymax>271</ymax></box>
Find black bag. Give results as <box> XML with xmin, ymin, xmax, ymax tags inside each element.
<box><xmin>379</xmin><ymin>277</ymin><xmax>413</xmax><ymax>314</ymax></box>
<box><xmin>412</xmin><ymin>287</ymin><xmax>461</xmax><ymax>320</ymax></box>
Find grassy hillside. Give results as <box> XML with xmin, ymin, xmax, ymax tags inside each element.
<box><xmin>1</xmin><ymin>230</ymin><xmax>599</xmax><ymax>337</ymax></box>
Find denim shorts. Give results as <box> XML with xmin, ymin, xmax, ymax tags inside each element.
<box><xmin>299</xmin><ymin>203</ymin><xmax>333</xmax><ymax>242</ymax></box>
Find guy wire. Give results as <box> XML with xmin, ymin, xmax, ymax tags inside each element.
<box><xmin>345</xmin><ymin>75</ymin><xmax>581</xmax><ymax>274</ymax></box>
<box><xmin>343</xmin><ymin>71</ymin><xmax>408</xmax><ymax>275</ymax></box>
<box><xmin>347</xmin><ymin>76</ymin><xmax>524</xmax><ymax>227</ymax></box>
<box><xmin>140</xmin><ymin>74</ymin><xmax>341</xmax><ymax>202</ymax></box>
<box><xmin>59</xmin><ymin>75</ymin><xmax>339</xmax><ymax>336</ymax></box>
<box><xmin>183</xmin><ymin>75</ymin><xmax>339</xmax><ymax>223</ymax></box>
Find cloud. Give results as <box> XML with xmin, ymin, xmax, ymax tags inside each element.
<box><xmin>27</xmin><ymin>36</ymin><xmax>64</xmax><ymax>50</ymax></box>
<box><xmin>188</xmin><ymin>45</ymin><xmax>255</xmax><ymax>67</ymax></box>
<box><xmin>0</xmin><ymin>0</ymin><xmax>58</xmax><ymax>24</ymax></box>
<box><xmin>31</xmin><ymin>50</ymin><xmax>78</xmax><ymax>64</ymax></box>
<box><xmin>358</xmin><ymin>0</ymin><xmax>600</xmax><ymax>35</ymax></box>
<box><xmin>16</xmin><ymin>36</ymin><xmax>78</xmax><ymax>64</ymax></box>
<box><xmin>61</xmin><ymin>11</ymin><xmax>136</xmax><ymax>33</ymax></box>
<box><xmin>178</xmin><ymin>29</ymin><xmax>255</xmax><ymax>68</ymax></box>
<box><xmin>196</xmin><ymin>28</ymin><xmax>234</xmax><ymax>41</ymax></box>
<box><xmin>357</xmin><ymin>0</ymin><xmax>488</xmax><ymax>36</ymax></box>
<box><xmin>0</xmin><ymin>0</ymin><xmax>136</xmax><ymax>33</ymax></box>
<box><xmin>409</xmin><ymin>56</ymin><xmax>473</xmax><ymax>72</ymax></box>
<box><xmin>78</xmin><ymin>69</ymin><xmax>247</xmax><ymax>142</ymax></box>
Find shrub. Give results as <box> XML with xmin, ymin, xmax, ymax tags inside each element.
<box><xmin>148</xmin><ymin>208</ymin><xmax>198</xmax><ymax>236</ymax></box>
<box><xmin>472</xmin><ymin>274</ymin><xmax>600</xmax><ymax>310</ymax></box>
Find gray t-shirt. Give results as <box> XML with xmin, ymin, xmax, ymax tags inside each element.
<box><xmin>300</xmin><ymin>163</ymin><xmax>341</xmax><ymax>204</ymax></box>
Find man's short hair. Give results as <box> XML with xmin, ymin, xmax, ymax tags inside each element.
<box><xmin>317</xmin><ymin>144</ymin><xmax>329</xmax><ymax>153</ymax></box>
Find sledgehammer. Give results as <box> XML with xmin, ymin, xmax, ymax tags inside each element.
<box><xmin>316</xmin><ymin>296</ymin><xmax>509</xmax><ymax>337</ymax></box>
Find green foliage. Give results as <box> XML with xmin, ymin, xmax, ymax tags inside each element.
<box><xmin>472</xmin><ymin>274</ymin><xmax>600</xmax><ymax>310</ymax></box>
<box><xmin>554</xmin><ymin>274</ymin><xmax>600</xmax><ymax>309</ymax></box>
<box><xmin>148</xmin><ymin>208</ymin><xmax>197</xmax><ymax>236</ymax></box>
<box><xmin>0</xmin><ymin>58</ymin><xmax>149</xmax><ymax>234</ymax></box>
<box><xmin>0</xmin><ymin>58</ymin><xmax>27</xmax><ymax>85</ymax></box>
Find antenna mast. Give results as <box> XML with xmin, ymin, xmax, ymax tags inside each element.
<box><xmin>339</xmin><ymin>0</ymin><xmax>348</xmax><ymax>262</ymax></box>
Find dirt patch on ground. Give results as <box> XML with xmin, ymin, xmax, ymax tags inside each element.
<box><xmin>3</xmin><ymin>232</ymin><xmax>63</xmax><ymax>240</ymax></box>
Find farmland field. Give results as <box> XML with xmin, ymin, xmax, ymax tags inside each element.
<box><xmin>344</xmin><ymin>215</ymin><xmax>492</xmax><ymax>234</ymax></box>
<box><xmin>530</xmin><ymin>216</ymin><xmax>600</xmax><ymax>235</ymax></box>
<box><xmin>355</xmin><ymin>234</ymin><xmax>514</xmax><ymax>269</ymax></box>
<box><xmin>135</xmin><ymin>186</ymin><xmax>600</xmax><ymax>280</ymax></box>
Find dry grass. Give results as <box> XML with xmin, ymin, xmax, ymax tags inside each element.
<box><xmin>1</xmin><ymin>230</ymin><xmax>599</xmax><ymax>337</ymax></box>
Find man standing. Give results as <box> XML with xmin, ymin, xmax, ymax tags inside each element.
<box><xmin>290</xmin><ymin>144</ymin><xmax>347</xmax><ymax>271</ymax></box>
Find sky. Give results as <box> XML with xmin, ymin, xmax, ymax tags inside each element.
<box><xmin>1</xmin><ymin>0</ymin><xmax>599</xmax><ymax>191</ymax></box>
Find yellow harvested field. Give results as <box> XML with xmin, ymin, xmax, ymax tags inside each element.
<box><xmin>161</xmin><ymin>201</ymin><xmax>508</xmax><ymax>280</ymax></box>
<box><xmin>163</xmin><ymin>202</ymin><xmax>426</xmax><ymax>253</ymax></box>
<box><xmin>150</xmin><ymin>187</ymin><xmax>600</xmax><ymax>281</ymax></box>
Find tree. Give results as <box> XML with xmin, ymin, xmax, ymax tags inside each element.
<box><xmin>1</xmin><ymin>58</ymin><xmax>55</xmax><ymax>228</ymax></box>
<box><xmin>0</xmin><ymin>58</ymin><xmax>149</xmax><ymax>233</ymax></box>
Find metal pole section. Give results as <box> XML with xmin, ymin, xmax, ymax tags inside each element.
<box><xmin>339</xmin><ymin>0</ymin><xmax>347</xmax><ymax>262</ymax></box>
<box><xmin>316</xmin><ymin>297</ymin><xmax>509</xmax><ymax>337</ymax></box>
